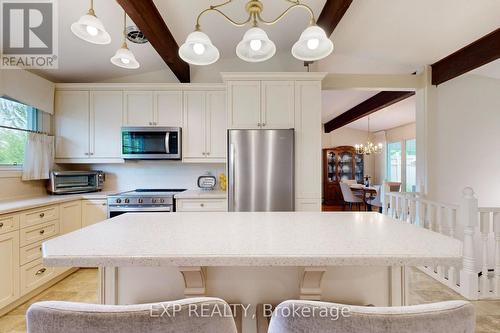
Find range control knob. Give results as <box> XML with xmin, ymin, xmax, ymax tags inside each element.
<box><xmin>115</xmin><ymin>198</ymin><xmax>122</xmax><ymax>204</ymax></box>
<box><xmin>138</xmin><ymin>198</ymin><xmax>143</xmax><ymax>204</ymax></box>
<box><xmin>124</xmin><ymin>198</ymin><xmax>130</xmax><ymax>204</ymax></box>
<box><xmin>160</xmin><ymin>199</ymin><xmax>165</xmax><ymax>203</ymax></box>
<box><xmin>152</xmin><ymin>199</ymin><xmax>157</xmax><ymax>203</ymax></box>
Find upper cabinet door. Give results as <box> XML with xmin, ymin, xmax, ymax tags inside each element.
<box><xmin>124</xmin><ymin>91</ymin><xmax>154</xmax><ymax>126</ymax></box>
<box><xmin>183</xmin><ymin>91</ymin><xmax>206</xmax><ymax>159</ymax></box>
<box><xmin>91</xmin><ymin>91</ymin><xmax>123</xmax><ymax>158</ymax></box>
<box><xmin>55</xmin><ymin>91</ymin><xmax>90</xmax><ymax>159</ymax></box>
<box><xmin>155</xmin><ymin>91</ymin><xmax>183</xmax><ymax>127</ymax></box>
<box><xmin>206</xmin><ymin>91</ymin><xmax>227</xmax><ymax>160</ymax></box>
<box><xmin>227</xmin><ymin>81</ymin><xmax>261</xmax><ymax>129</ymax></box>
<box><xmin>261</xmin><ymin>81</ymin><xmax>295</xmax><ymax>129</ymax></box>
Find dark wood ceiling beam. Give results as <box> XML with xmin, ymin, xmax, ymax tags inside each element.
<box><xmin>317</xmin><ymin>0</ymin><xmax>353</xmax><ymax>36</ymax></box>
<box><xmin>324</xmin><ymin>91</ymin><xmax>415</xmax><ymax>133</ymax></box>
<box><xmin>431</xmin><ymin>28</ymin><xmax>500</xmax><ymax>86</ymax></box>
<box><xmin>116</xmin><ymin>0</ymin><xmax>190</xmax><ymax>83</ymax></box>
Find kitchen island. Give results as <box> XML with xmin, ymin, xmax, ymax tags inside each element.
<box><xmin>42</xmin><ymin>212</ymin><xmax>461</xmax><ymax>332</ymax></box>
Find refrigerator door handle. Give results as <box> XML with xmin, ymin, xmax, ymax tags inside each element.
<box><xmin>229</xmin><ymin>143</ymin><xmax>236</xmax><ymax>211</ymax></box>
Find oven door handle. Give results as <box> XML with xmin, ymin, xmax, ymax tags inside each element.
<box><xmin>107</xmin><ymin>206</ymin><xmax>172</xmax><ymax>213</ymax></box>
<box><xmin>165</xmin><ymin>132</ymin><xmax>170</xmax><ymax>154</ymax></box>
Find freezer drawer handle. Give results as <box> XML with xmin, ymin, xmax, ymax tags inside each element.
<box><xmin>35</xmin><ymin>268</ymin><xmax>46</xmax><ymax>276</ymax></box>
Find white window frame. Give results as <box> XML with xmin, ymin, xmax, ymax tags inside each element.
<box><xmin>386</xmin><ymin>138</ymin><xmax>417</xmax><ymax>192</ymax></box>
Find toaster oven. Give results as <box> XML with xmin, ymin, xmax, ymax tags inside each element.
<box><xmin>47</xmin><ymin>171</ymin><xmax>105</xmax><ymax>194</ymax></box>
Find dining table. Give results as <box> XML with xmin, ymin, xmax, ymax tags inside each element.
<box><xmin>350</xmin><ymin>184</ymin><xmax>378</xmax><ymax>209</ymax></box>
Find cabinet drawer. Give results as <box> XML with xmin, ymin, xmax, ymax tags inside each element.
<box><xmin>20</xmin><ymin>258</ymin><xmax>57</xmax><ymax>296</ymax></box>
<box><xmin>20</xmin><ymin>205</ymin><xmax>59</xmax><ymax>228</ymax></box>
<box><xmin>176</xmin><ymin>199</ymin><xmax>227</xmax><ymax>212</ymax></box>
<box><xmin>20</xmin><ymin>220</ymin><xmax>59</xmax><ymax>247</ymax></box>
<box><xmin>0</xmin><ymin>214</ymin><xmax>20</xmax><ymax>235</ymax></box>
<box><xmin>20</xmin><ymin>237</ymin><xmax>54</xmax><ymax>266</ymax></box>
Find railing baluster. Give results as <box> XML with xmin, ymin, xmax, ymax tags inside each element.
<box><xmin>494</xmin><ymin>212</ymin><xmax>500</xmax><ymax>297</ymax></box>
<box><xmin>447</xmin><ymin>207</ymin><xmax>458</xmax><ymax>286</ymax></box>
<box><xmin>436</xmin><ymin>206</ymin><xmax>446</xmax><ymax>279</ymax></box>
<box><xmin>417</xmin><ymin>199</ymin><xmax>425</xmax><ymax>228</ymax></box>
<box><xmin>409</xmin><ymin>195</ymin><xmax>416</xmax><ymax>224</ymax></box>
<box><xmin>480</xmin><ymin>212</ymin><xmax>491</xmax><ymax>296</ymax></box>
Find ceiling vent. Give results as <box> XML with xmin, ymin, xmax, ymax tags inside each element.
<box><xmin>126</xmin><ymin>26</ymin><xmax>149</xmax><ymax>44</ymax></box>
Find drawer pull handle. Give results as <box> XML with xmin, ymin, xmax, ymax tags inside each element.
<box><xmin>39</xmin><ymin>230</ymin><xmax>45</xmax><ymax>235</ymax></box>
<box><xmin>35</xmin><ymin>268</ymin><xmax>46</xmax><ymax>276</ymax></box>
<box><xmin>39</xmin><ymin>213</ymin><xmax>45</xmax><ymax>218</ymax></box>
<box><xmin>0</xmin><ymin>222</ymin><xmax>3</xmax><ymax>228</ymax></box>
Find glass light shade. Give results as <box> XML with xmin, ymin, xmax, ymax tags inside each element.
<box><xmin>71</xmin><ymin>14</ymin><xmax>111</xmax><ymax>45</ymax></box>
<box><xmin>291</xmin><ymin>25</ymin><xmax>333</xmax><ymax>61</ymax></box>
<box><xmin>236</xmin><ymin>28</ymin><xmax>276</xmax><ymax>63</ymax></box>
<box><xmin>179</xmin><ymin>31</ymin><xmax>220</xmax><ymax>66</ymax></box>
<box><xmin>110</xmin><ymin>45</ymin><xmax>140</xmax><ymax>69</ymax></box>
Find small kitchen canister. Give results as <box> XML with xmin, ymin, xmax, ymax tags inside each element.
<box><xmin>197</xmin><ymin>173</ymin><xmax>217</xmax><ymax>190</ymax></box>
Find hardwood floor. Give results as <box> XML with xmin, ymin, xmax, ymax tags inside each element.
<box><xmin>0</xmin><ymin>268</ymin><xmax>498</xmax><ymax>332</ymax></box>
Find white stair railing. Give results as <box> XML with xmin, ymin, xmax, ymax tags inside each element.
<box><xmin>384</xmin><ymin>187</ymin><xmax>499</xmax><ymax>300</ymax></box>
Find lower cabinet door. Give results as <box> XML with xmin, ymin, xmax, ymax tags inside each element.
<box><xmin>0</xmin><ymin>231</ymin><xmax>20</xmax><ymax>308</ymax></box>
<box><xmin>60</xmin><ymin>201</ymin><xmax>82</xmax><ymax>234</ymax></box>
<box><xmin>82</xmin><ymin>200</ymin><xmax>108</xmax><ymax>227</ymax></box>
<box><xmin>20</xmin><ymin>258</ymin><xmax>56</xmax><ymax>296</ymax></box>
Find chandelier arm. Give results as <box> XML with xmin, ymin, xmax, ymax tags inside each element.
<box><xmin>256</xmin><ymin>3</ymin><xmax>316</xmax><ymax>26</ymax></box>
<box><xmin>196</xmin><ymin>8</ymin><xmax>252</xmax><ymax>30</ymax></box>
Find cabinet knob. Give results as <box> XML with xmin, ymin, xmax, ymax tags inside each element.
<box><xmin>85</xmin><ymin>153</ymin><xmax>89</xmax><ymax>156</ymax></box>
<box><xmin>206</xmin><ymin>152</ymin><xmax>210</xmax><ymax>156</ymax></box>
<box><xmin>39</xmin><ymin>246</ymin><xmax>42</xmax><ymax>252</ymax></box>
<box><xmin>257</xmin><ymin>123</ymin><xmax>262</xmax><ymax>127</ymax></box>
<box><xmin>35</xmin><ymin>268</ymin><xmax>46</xmax><ymax>276</ymax></box>
<box><xmin>0</xmin><ymin>222</ymin><xmax>3</xmax><ymax>228</ymax></box>
<box><xmin>262</xmin><ymin>123</ymin><xmax>266</xmax><ymax>127</ymax></box>
<box><xmin>39</xmin><ymin>229</ymin><xmax>45</xmax><ymax>235</ymax></box>
<box><xmin>39</xmin><ymin>213</ymin><xmax>45</xmax><ymax>218</ymax></box>
<box><xmin>200</xmin><ymin>203</ymin><xmax>205</xmax><ymax>207</ymax></box>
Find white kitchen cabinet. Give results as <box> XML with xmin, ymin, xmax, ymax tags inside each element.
<box><xmin>91</xmin><ymin>91</ymin><xmax>123</xmax><ymax>159</ymax></box>
<box><xmin>55</xmin><ymin>90</ymin><xmax>123</xmax><ymax>163</ymax></box>
<box><xmin>124</xmin><ymin>91</ymin><xmax>154</xmax><ymax>126</ymax></box>
<box><xmin>0</xmin><ymin>231</ymin><xmax>20</xmax><ymax>309</ymax></box>
<box><xmin>227</xmin><ymin>81</ymin><xmax>261</xmax><ymax>129</ymax></box>
<box><xmin>59</xmin><ymin>201</ymin><xmax>82</xmax><ymax>235</ymax></box>
<box><xmin>176</xmin><ymin>199</ymin><xmax>227</xmax><ymax>212</ymax></box>
<box><xmin>155</xmin><ymin>91</ymin><xmax>183</xmax><ymax>127</ymax></box>
<box><xmin>227</xmin><ymin>80</ymin><xmax>295</xmax><ymax>129</ymax></box>
<box><xmin>261</xmin><ymin>81</ymin><xmax>294</xmax><ymax>129</ymax></box>
<box><xmin>82</xmin><ymin>200</ymin><xmax>107</xmax><ymax>227</ymax></box>
<box><xmin>55</xmin><ymin>91</ymin><xmax>89</xmax><ymax>159</ymax></box>
<box><xmin>183</xmin><ymin>90</ymin><xmax>226</xmax><ymax>162</ymax></box>
<box><xmin>206</xmin><ymin>91</ymin><xmax>227</xmax><ymax>159</ymax></box>
<box><xmin>294</xmin><ymin>81</ymin><xmax>322</xmax><ymax>208</ymax></box>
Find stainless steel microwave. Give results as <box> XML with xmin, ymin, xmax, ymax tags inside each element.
<box><xmin>121</xmin><ymin>127</ymin><xmax>182</xmax><ymax>160</ymax></box>
<box><xmin>48</xmin><ymin>171</ymin><xmax>105</xmax><ymax>194</ymax></box>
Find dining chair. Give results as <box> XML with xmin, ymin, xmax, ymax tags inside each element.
<box><xmin>340</xmin><ymin>182</ymin><xmax>364</xmax><ymax>211</ymax></box>
<box><xmin>26</xmin><ymin>297</ymin><xmax>238</xmax><ymax>333</ymax></box>
<box><xmin>385</xmin><ymin>181</ymin><xmax>402</xmax><ymax>192</ymax></box>
<box><xmin>366</xmin><ymin>185</ymin><xmax>382</xmax><ymax>212</ymax></box>
<box><xmin>268</xmin><ymin>300</ymin><xmax>475</xmax><ymax>333</ymax></box>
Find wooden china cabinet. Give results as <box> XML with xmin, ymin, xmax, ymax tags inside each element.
<box><xmin>322</xmin><ymin>146</ymin><xmax>364</xmax><ymax>205</ymax></box>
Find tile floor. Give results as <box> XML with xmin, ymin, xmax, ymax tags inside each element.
<box><xmin>0</xmin><ymin>267</ymin><xmax>499</xmax><ymax>332</ymax></box>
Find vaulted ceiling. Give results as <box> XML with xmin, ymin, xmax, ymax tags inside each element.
<box><xmin>33</xmin><ymin>0</ymin><xmax>500</xmax><ymax>83</ymax></box>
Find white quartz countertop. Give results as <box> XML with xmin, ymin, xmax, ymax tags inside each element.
<box><xmin>174</xmin><ymin>190</ymin><xmax>227</xmax><ymax>199</ymax></box>
<box><xmin>0</xmin><ymin>191</ymin><xmax>113</xmax><ymax>215</ymax></box>
<box><xmin>43</xmin><ymin>212</ymin><xmax>462</xmax><ymax>267</ymax></box>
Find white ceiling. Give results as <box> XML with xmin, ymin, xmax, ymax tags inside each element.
<box><xmin>32</xmin><ymin>0</ymin><xmax>500</xmax><ymax>82</ymax></box>
<box><xmin>321</xmin><ymin>90</ymin><xmax>378</xmax><ymax>123</ymax></box>
<box><xmin>345</xmin><ymin>95</ymin><xmax>416</xmax><ymax>132</ymax></box>
<box><xmin>471</xmin><ymin>59</ymin><xmax>500</xmax><ymax>80</ymax></box>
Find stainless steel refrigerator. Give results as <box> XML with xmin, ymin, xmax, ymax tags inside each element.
<box><xmin>228</xmin><ymin>129</ymin><xmax>294</xmax><ymax>212</ymax></box>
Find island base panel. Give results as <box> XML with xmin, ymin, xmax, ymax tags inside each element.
<box><xmin>100</xmin><ymin>266</ymin><xmax>407</xmax><ymax>333</ymax></box>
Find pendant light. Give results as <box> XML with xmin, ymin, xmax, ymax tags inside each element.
<box><xmin>111</xmin><ymin>12</ymin><xmax>140</xmax><ymax>69</ymax></box>
<box><xmin>291</xmin><ymin>25</ymin><xmax>333</xmax><ymax>61</ymax></box>
<box><xmin>236</xmin><ymin>27</ymin><xmax>276</xmax><ymax>63</ymax></box>
<box><xmin>71</xmin><ymin>0</ymin><xmax>111</xmax><ymax>45</ymax></box>
<box><xmin>178</xmin><ymin>31</ymin><xmax>220</xmax><ymax>66</ymax></box>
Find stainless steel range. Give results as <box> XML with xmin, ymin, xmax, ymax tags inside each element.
<box><xmin>107</xmin><ymin>189</ymin><xmax>186</xmax><ymax>218</ymax></box>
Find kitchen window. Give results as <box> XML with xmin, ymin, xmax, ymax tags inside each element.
<box><xmin>0</xmin><ymin>97</ymin><xmax>39</xmax><ymax>167</ymax></box>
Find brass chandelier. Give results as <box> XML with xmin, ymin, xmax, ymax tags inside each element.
<box><xmin>355</xmin><ymin>117</ymin><xmax>383</xmax><ymax>155</ymax></box>
<box><xmin>179</xmin><ymin>0</ymin><xmax>334</xmax><ymax>65</ymax></box>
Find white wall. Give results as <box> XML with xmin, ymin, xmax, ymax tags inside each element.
<box><xmin>427</xmin><ymin>74</ymin><xmax>500</xmax><ymax>206</ymax></box>
<box><xmin>322</xmin><ymin>126</ymin><xmax>375</xmax><ymax>183</ymax></box>
<box><xmin>100</xmin><ymin>53</ymin><xmax>306</xmax><ymax>84</ymax></box>
<box><xmin>65</xmin><ymin>162</ymin><xmax>226</xmax><ymax>192</ymax></box>
<box><xmin>0</xmin><ymin>174</ymin><xmax>47</xmax><ymax>201</ymax></box>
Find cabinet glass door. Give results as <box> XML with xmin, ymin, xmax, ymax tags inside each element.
<box><xmin>326</xmin><ymin>151</ymin><xmax>337</xmax><ymax>183</ymax></box>
<box><xmin>339</xmin><ymin>152</ymin><xmax>353</xmax><ymax>181</ymax></box>
<box><xmin>354</xmin><ymin>154</ymin><xmax>364</xmax><ymax>183</ymax></box>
